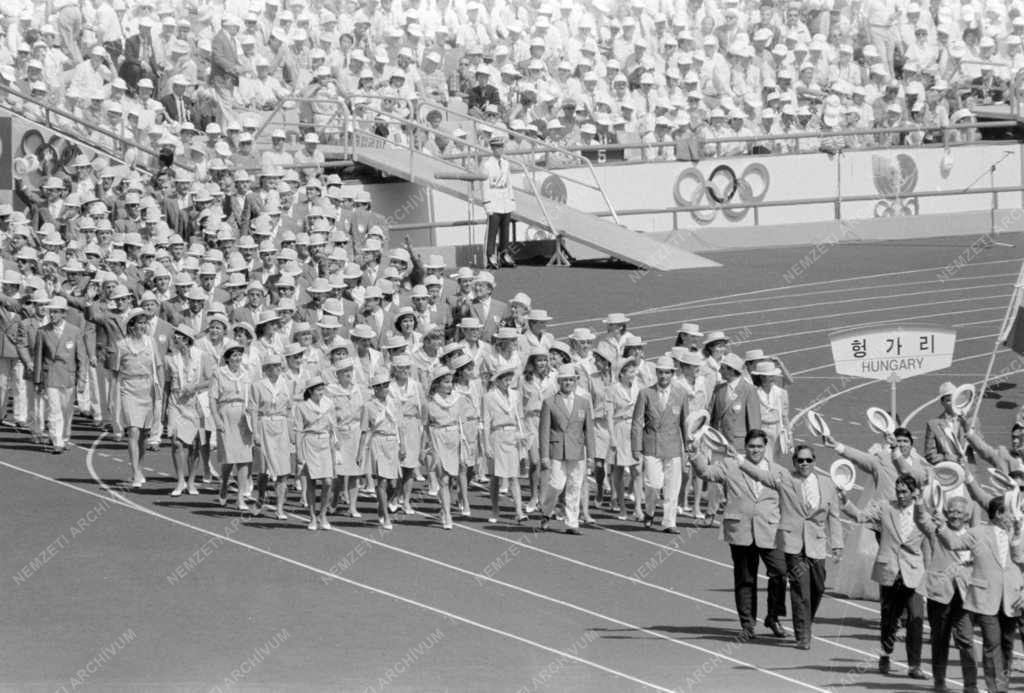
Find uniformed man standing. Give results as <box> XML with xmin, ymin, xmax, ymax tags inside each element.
<box><xmin>481</xmin><ymin>136</ymin><xmax>516</xmax><ymax>270</ymax></box>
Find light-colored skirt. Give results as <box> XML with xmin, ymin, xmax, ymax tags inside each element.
<box><xmin>609</xmin><ymin>418</ymin><xmax>636</xmax><ymax>467</ymax></box>
<box><xmin>399</xmin><ymin>415</ymin><xmax>423</xmax><ymax>469</ymax></box>
<box><xmin>333</xmin><ymin>422</ymin><xmax>361</xmax><ymax>476</ymax></box>
<box><xmin>166</xmin><ymin>396</ymin><xmax>201</xmax><ymax>445</ymax></box>
<box><xmin>255</xmin><ymin>416</ymin><xmax>292</xmax><ymax>480</ymax></box>
<box><xmin>593</xmin><ymin>419</ymin><xmax>610</xmax><ymax>460</ymax></box>
<box><xmin>217</xmin><ymin>402</ymin><xmax>253</xmax><ymax>465</ymax></box>
<box><xmin>430</xmin><ymin>426</ymin><xmax>462</xmax><ymax>477</ymax></box>
<box><xmin>118</xmin><ymin>375</ymin><xmax>154</xmax><ymax>430</ymax></box>
<box><xmin>299</xmin><ymin>431</ymin><xmax>334</xmax><ymax>480</ymax></box>
<box><xmin>490</xmin><ymin>426</ymin><xmax>521</xmax><ymax>479</ymax></box>
<box><xmin>368</xmin><ymin>433</ymin><xmax>400</xmax><ymax>480</ymax></box>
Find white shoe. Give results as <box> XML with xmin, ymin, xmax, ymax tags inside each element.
<box><xmin>525</xmin><ymin>500</ymin><xmax>539</xmax><ymax>513</ymax></box>
<box><xmin>381</xmin><ymin>520</ymin><xmax>394</xmax><ymax>531</ymax></box>
<box><xmin>186</xmin><ymin>485</ymin><xmax>199</xmax><ymax>496</ymax></box>
<box><xmin>275</xmin><ymin>510</ymin><xmax>287</xmax><ymax>520</ymax></box>
<box><xmin>461</xmin><ymin>507</ymin><xmax>472</xmax><ymax>518</ymax></box>
<box><xmin>217</xmin><ymin>495</ymin><xmax>228</xmax><ymax>507</ymax></box>
<box><xmin>388</xmin><ymin>500</ymin><xmax>400</xmax><ymax>514</ymax></box>
<box><xmin>307</xmin><ymin>520</ymin><xmax>318</xmax><ymax>531</ymax></box>
<box><xmin>319</xmin><ymin>518</ymin><xmax>333</xmax><ymax>530</ymax></box>
<box><xmin>488</xmin><ymin>516</ymin><xmax>498</xmax><ymax>524</ymax></box>
<box><xmin>170</xmin><ymin>483</ymin><xmax>186</xmax><ymax>497</ymax></box>
<box><xmin>403</xmin><ymin>505</ymin><xmax>416</xmax><ymax>515</ymax></box>
<box><xmin>349</xmin><ymin>509</ymin><xmax>363</xmax><ymax>518</ymax></box>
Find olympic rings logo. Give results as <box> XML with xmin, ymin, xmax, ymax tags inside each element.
<box><xmin>673</xmin><ymin>163</ymin><xmax>770</xmax><ymax>224</ymax></box>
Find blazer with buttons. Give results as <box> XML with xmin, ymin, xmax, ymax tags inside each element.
<box><xmin>33</xmin><ymin>321</ymin><xmax>87</xmax><ymax>389</ymax></box>
<box><xmin>844</xmin><ymin>499</ymin><xmax>927</xmax><ymax>590</ymax></box>
<box><xmin>692</xmin><ymin>452</ymin><xmax>782</xmax><ymax>549</ymax></box>
<box><xmin>709</xmin><ymin>377</ymin><xmax>761</xmax><ymax>447</ymax></box>
<box><xmin>538</xmin><ymin>392</ymin><xmax>594</xmax><ymax>462</ymax></box>
<box><xmin>937</xmin><ymin>522</ymin><xmax>1024</xmax><ymax>617</ymax></box>
<box><xmin>630</xmin><ymin>384</ymin><xmax>687</xmax><ymax>459</ymax></box>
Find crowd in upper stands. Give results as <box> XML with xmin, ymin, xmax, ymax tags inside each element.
<box><xmin>0</xmin><ymin>0</ymin><xmax>1011</xmax><ymax>164</ymax></box>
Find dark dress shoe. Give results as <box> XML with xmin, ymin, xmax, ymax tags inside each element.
<box><xmin>878</xmin><ymin>656</ymin><xmax>891</xmax><ymax>675</ymax></box>
<box><xmin>565</xmin><ymin>527</ymin><xmax>582</xmax><ymax>535</ymax></box>
<box><xmin>643</xmin><ymin>514</ymin><xmax>654</xmax><ymax>529</ymax></box>
<box><xmin>907</xmin><ymin>667</ymin><xmax>929</xmax><ymax>680</ymax></box>
<box><xmin>500</xmin><ymin>252</ymin><xmax>517</xmax><ymax>267</ymax></box>
<box><xmin>739</xmin><ymin>628</ymin><xmax>756</xmax><ymax>640</ymax></box>
<box><xmin>795</xmin><ymin>640</ymin><xmax>810</xmax><ymax>650</ymax></box>
<box><xmin>765</xmin><ymin>619</ymin><xmax>786</xmax><ymax>638</ymax></box>
<box><xmin>540</xmin><ymin>516</ymin><xmax>551</xmax><ymax>532</ymax></box>
<box><xmin>663</xmin><ymin>526</ymin><xmax>680</xmax><ymax>534</ymax></box>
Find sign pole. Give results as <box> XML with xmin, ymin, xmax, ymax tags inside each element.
<box><xmin>889</xmin><ymin>373</ymin><xmax>899</xmax><ymax>422</ymax></box>
<box><xmin>972</xmin><ymin>259</ymin><xmax>1024</xmax><ymax>423</ymax></box>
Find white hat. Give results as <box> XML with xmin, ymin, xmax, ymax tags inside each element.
<box><xmin>806</xmin><ymin>411</ymin><xmax>831</xmax><ymax>438</ymax></box>
<box><xmin>830</xmin><ymin>459</ymin><xmax>856</xmax><ymax>492</ymax></box>
<box><xmin>866</xmin><ymin>407</ymin><xmax>896</xmax><ymax>435</ymax></box>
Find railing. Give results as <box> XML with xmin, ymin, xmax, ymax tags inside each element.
<box><xmin>0</xmin><ymin>83</ymin><xmax>183</xmax><ymax>175</ymax></box>
<box><xmin>412</xmin><ymin>97</ymin><xmax>621</xmax><ymax>224</ymax></box>
<box><xmin>352</xmin><ymin>103</ymin><xmax>561</xmax><ymax>241</ymax></box>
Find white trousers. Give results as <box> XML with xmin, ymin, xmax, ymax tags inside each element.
<box><xmin>643</xmin><ymin>456</ymin><xmax>682</xmax><ymax>528</ymax></box>
<box><xmin>45</xmin><ymin>387</ymin><xmax>74</xmax><ymax>448</ymax></box>
<box><xmin>540</xmin><ymin>459</ymin><xmax>585</xmax><ymax>529</ymax></box>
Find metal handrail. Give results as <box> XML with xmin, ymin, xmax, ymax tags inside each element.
<box><xmin>414</xmin><ymin>96</ymin><xmax>621</xmax><ymax>224</ymax></box>
<box><xmin>0</xmin><ymin>83</ymin><xmax>181</xmax><ymax>174</ymax></box>
<box><xmin>353</xmin><ymin>104</ymin><xmax>562</xmax><ymax>240</ymax></box>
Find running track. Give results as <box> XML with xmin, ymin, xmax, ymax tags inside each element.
<box><xmin>6</xmin><ymin>234</ymin><xmax>1024</xmax><ymax>692</ymax></box>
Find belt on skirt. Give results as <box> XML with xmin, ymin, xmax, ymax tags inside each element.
<box><xmin>304</xmin><ymin>431</ymin><xmax>330</xmax><ymax>437</ymax></box>
<box><xmin>260</xmin><ymin>414</ymin><xmax>288</xmax><ymax>420</ymax></box>
<box><xmin>373</xmin><ymin>431</ymin><xmax>399</xmax><ymax>438</ymax></box>
<box><xmin>491</xmin><ymin>424</ymin><xmax>517</xmax><ymax>432</ymax></box>
<box><xmin>121</xmin><ymin>373</ymin><xmax>151</xmax><ymax>380</ymax></box>
<box><xmin>430</xmin><ymin>423</ymin><xmax>459</xmax><ymax>430</ymax></box>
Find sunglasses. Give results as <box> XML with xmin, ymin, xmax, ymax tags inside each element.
<box><xmin>795</xmin><ymin>457</ymin><xmax>815</xmax><ymax>463</ymax></box>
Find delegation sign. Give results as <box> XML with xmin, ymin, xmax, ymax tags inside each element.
<box><xmin>829</xmin><ymin>324</ymin><xmax>957</xmax><ymax>380</ymax></box>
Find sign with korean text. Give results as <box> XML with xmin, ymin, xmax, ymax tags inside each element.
<box><xmin>829</xmin><ymin>324</ymin><xmax>957</xmax><ymax>381</ymax></box>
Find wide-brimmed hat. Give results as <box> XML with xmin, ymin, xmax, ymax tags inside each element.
<box><xmin>677</xmin><ymin>322</ymin><xmax>703</xmax><ymax>337</ymax></box>
<box><xmin>806</xmin><ymin>411</ymin><xmax>831</xmax><ymax>438</ymax></box>
<box><xmin>173</xmin><ymin>324</ymin><xmax>196</xmax><ymax>341</ymax></box>
<box><xmin>684</xmin><ymin>409</ymin><xmax>710</xmax><ymax>440</ymax></box>
<box><xmin>750</xmin><ymin>360</ymin><xmax>781</xmax><ymax>377</ymax></box>
<box><xmin>952</xmin><ymin>384</ymin><xmax>975</xmax><ymax>415</ymax></box>
<box><xmin>430</xmin><ymin>366</ymin><xmax>452</xmax><ymax>384</ymax></box>
<box><xmin>703</xmin><ymin>330</ymin><xmax>729</xmax><ymax>346</ymax></box>
<box><xmin>866</xmin><ymin>407</ymin><xmax>896</xmax><ymax>435</ymax></box>
<box><xmin>830</xmin><ymin>459</ymin><xmax>856</xmax><ymax>492</ymax></box>
<box><xmin>490</xmin><ymin>364</ymin><xmax>517</xmax><ymax>382</ymax></box>
<box><xmin>603</xmin><ymin>312</ymin><xmax>629</xmax><ymax>324</ymax></box>
<box><xmin>932</xmin><ymin>461</ymin><xmax>965</xmax><ymax>492</ymax></box>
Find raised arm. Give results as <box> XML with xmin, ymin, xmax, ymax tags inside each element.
<box><xmin>690</xmin><ymin>449</ymin><xmax>726</xmax><ymax>483</ymax></box>
<box><xmin>824</xmin><ymin>434</ymin><xmax>879</xmax><ymax>475</ymax></box>
<box><xmin>737</xmin><ymin>457</ymin><xmax>780</xmax><ymax>490</ymax></box>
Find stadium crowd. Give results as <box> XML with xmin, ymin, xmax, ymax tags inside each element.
<box><xmin>0</xmin><ymin>0</ymin><xmax>1008</xmax><ymax>165</ymax></box>
<box><xmin>4</xmin><ymin>1</ymin><xmax>1024</xmax><ymax>690</ymax></box>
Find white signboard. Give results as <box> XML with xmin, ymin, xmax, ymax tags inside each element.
<box><xmin>829</xmin><ymin>324</ymin><xmax>957</xmax><ymax>381</ymax></box>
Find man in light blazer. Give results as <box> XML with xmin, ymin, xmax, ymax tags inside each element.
<box><xmin>935</xmin><ymin>493</ymin><xmax>1024</xmax><ymax>693</ymax></box>
<box><xmin>466</xmin><ymin>271</ymin><xmax>508</xmax><ymax>343</ymax></box>
<box><xmin>914</xmin><ymin>495</ymin><xmax>979</xmax><ymax>693</ymax></box>
<box><xmin>710</xmin><ymin>352</ymin><xmax>761</xmax><ymax>451</ymax></box>
<box><xmin>631</xmin><ymin>356</ymin><xmax>687</xmax><ymax>533</ymax></box>
<box><xmin>738</xmin><ymin>443</ymin><xmax>843</xmax><ymax>650</ymax></box>
<box><xmin>924</xmin><ymin>381</ymin><xmax>969</xmax><ymax>465</ymax></box>
<box><xmin>692</xmin><ymin>429</ymin><xmax>788</xmax><ymax>639</ymax></box>
<box><xmin>841</xmin><ymin>474</ymin><xmax>930</xmax><ymax>680</ymax></box>
<box><xmin>34</xmin><ymin>296</ymin><xmax>87</xmax><ymax>453</ymax></box>
<box><xmin>538</xmin><ymin>365</ymin><xmax>595</xmax><ymax>535</ymax></box>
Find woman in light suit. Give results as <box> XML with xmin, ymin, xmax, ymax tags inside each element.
<box><xmin>751</xmin><ymin>360</ymin><xmax>790</xmax><ymax>463</ymax></box>
<box><xmin>482</xmin><ymin>365</ymin><xmax>527</xmax><ymax>524</ymax></box>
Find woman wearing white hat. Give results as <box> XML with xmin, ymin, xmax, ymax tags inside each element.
<box><xmin>357</xmin><ymin>369</ymin><xmax>405</xmax><ymax>530</ymax></box>
<box><xmin>483</xmin><ymin>365</ymin><xmax>528</xmax><ymax>523</ymax></box>
<box><xmin>247</xmin><ymin>355</ymin><xmax>294</xmax><ymax>519</ymax></box>
<box><xmin>751</xmin><ymin>360</ymin><xmax>790</xmax><ymax>463</ymax></box>
<box><xmin>608</xmin><ymin>356</ymin><xmax>643</xmax><ymax>521</ymax></box>
<box><xmin>452</xmin><ymin>354</ymin><xmax>485</xmax><ymax>514</ymax></box>
<box><xmin>295</xmin><ymin>378</ymin><xmax>336</xmax><ymax>530</ymax></box>
<box><xmin>165</xmin><ymin>325</ymin><xmax>212</xmax><ymax>497</ymax></box>
<box><xmin>522</xmin><ymin>348</ymin><xmax>556</xmax><ymax>513</ymax></box>
<box><xmin>327</xmin><ymin>358</ymin><xmax>365</xmax><ymax>518</ymax></box>
<box><xmin>387</xmin><ymin>354</ymin><xmax>425</xmax><ymax>516</ymax></box>
<box><xmin>583</xmin><ymin>342</ymin><xmax>615</xmax><ymax>519</ymax></box>
<box><xmin>210</xmin><ymin>344</ymin><xmax>254</xmax><ymax>511</ymax></box>
<box><xmin>196</xmin><ymin>314</ymin><xmax>232</xmax><ymax>484</ymax></box>
<box><xmin>113</xmin><ymin>308</ymin><xmax>162</xmax><ymax>488</ymax></box>
<box><xmin>599</xmin><ymin>312</ymin><xmax>633</xmax><ymax>355</ymax></box>
<box><xmin>252</xmin><ymin>309</ymin><xmax>283</xmax><ymax>365</ymax></box>
<box><xmin>425</xmin><ymin>366</ymin><xmax>469</xmax><ymax>530</ymax></box>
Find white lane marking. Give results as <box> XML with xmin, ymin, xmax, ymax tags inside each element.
<box><xmin>439</xmin><ymin>514</ymin><xmax>956</xmax><ymax>685</ymax></box>
<box><xmin>1</xmin><ymin>441</ymin><xmax>679</xmax><ymax>693</ymax></box>
<box><xmin>630</xmin><ymin>283</ymin><xmax>1008</xmax><ymax>337</ymax></box>
<box><xmin>549</xmin><ymin>259</ymin><xmax>1021</xmax><ymax>329</ymax></box>
<box><xmin>282</xmin><ymin>512</ymin><xmax>833</xmax><ymax>693</ymax></box>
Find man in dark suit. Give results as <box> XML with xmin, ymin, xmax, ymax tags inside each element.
<box><xmin>710</xmin><ymin>352</ymin><xmax>761</xmax><ymax>451</ymax></box>
<box><xmin>120</xmin><ymin>19</ymin><xmax>160</xmax><ymax>90</ymax></box>
<box><xmin>34</xmin><ymin>297</ymin><xmax>87</xmax><ymax>452</ymax></box>
<box><xmin>160</xmin><ymin>74</ymin><xmax>195</xmax><ymax>124</ymax></box>
<box><xmin>739</xmin><ymin>443</ymin><xmax>844</xmax><ymax>649</ymax></box>
<box><xmin>631</xmin><ymin>356</ymin><xmax>687</xmax><ymax>532</ymax></box>
<box><xmin>538</xmin><ymin>365</ymin><xmax>595</xmax><ymax>534</ymax></box>
<box><xmin>693</xmin><ymin>428</ymin><xmax>788</xmax><ymax>639</ymax></box>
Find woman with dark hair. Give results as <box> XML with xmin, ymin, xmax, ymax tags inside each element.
<box><xmin>521</xmin><ymin>347</ymin><xmax>555</xmax><ymax>514</ymax></box>
<box><xmin>165</xmin><ymin>325</ymin><xmax>212</xmax><ymax>497</ymax></box>
<box><xmin>357</xmin><ymin>369</ymin><xmax>404</xmax><ymax>530</ymax></box>
<box><xmin>211</xmin><ymin>344</ymin><xmax>254</xmax><ymax>510</ymax></box>
<box><xmin>425</xmin><ymin>366</ymin><xmax>464</xmax><ymax>530</ymax></box>
<box><xmin>113</xmin><ymin>308</ymin><xmax>162</xmax><ymax>489</ymax></box>
<box><xmin>295</xmin><ymin>377</ymin><xmax>336</xmax><ymax>530</ymax></box>
<box><xmin>451</xmin><ymin>354</ymin><xmax>483</xmax><ymax>516</ymax></box>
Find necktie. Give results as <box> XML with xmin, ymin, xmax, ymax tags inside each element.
<box><xmin>995</xmin><ymin>527</ymin><xmax>1009</xmax><ymax>568</ymax></box>
<box><xmin>802</xmin><ymin>475</ymin><xmax>819</xmax><ymax>510</ymax></box>
<box><xmin>899</xmin><ymin>507</ymin><xmax>914</xmax><ymax>541</ymax></box>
